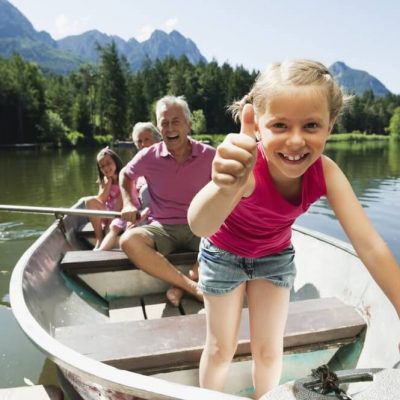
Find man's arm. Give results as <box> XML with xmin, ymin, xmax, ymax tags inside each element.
<box><xmin>119</xmin><ymin>166</ymin><xmax>139</xmax><ymax>224</ymax></box>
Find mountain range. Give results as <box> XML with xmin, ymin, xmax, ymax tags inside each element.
<box><xmin>0</xmin><ymin>0</ymin><xmax>392</xmax><ymax>96</ymax></box>
<box><xmin>329</xmin><ymin>61</ymin><xmax>390</xmax><ymax>97</ymax></box>
<box><xmin>0</xmin><ymin>0</ymin><xmax>206</xmax><ymax>74</ymax></box>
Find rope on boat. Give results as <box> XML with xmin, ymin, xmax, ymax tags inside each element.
<box><xmin>310</xmin><ymin>365</ymin><xmax>353</xmax><ymax>399</ymax></box>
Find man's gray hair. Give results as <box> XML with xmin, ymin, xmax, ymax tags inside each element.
<box><xmin>155</xmin><ymin>95</ymin><xmax>192</xmax><ymax>124</ymax></box>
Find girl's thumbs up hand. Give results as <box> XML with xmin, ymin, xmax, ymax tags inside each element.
<box><xmin>240</xmin><ymin>103</ymin><xmax>257</xmax><ymax>140</ymax></box>
<box><xmin>212</xmin><ymin>104</ymin><xmax>257</xmax><ymax>192</ymax></box>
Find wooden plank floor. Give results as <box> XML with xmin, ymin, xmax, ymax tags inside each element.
<box><xmin>108</xmin><ymin>295</ymin><xmax>204</xmax><ymax>322</ymax></box>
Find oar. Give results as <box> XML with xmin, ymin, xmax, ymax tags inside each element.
<box><xmin>0</xmin><ymin>204</ymin><xmax>121</xmax><ymax>219</ymax></box>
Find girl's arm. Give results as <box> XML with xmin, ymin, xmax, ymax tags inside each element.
<box><xmin>323</xmin><ymin>156</ymin><xmax>400</xmax><ymax>317</ymax></box>
<box><xmin>96</xmin><ymin>176</ymin><xmax>112</xmax><ymax>203</ymax></box>
<box><xmin>188</xmin><ymin>179</ymin><xmax>250</xmax><ymax>237</ymax></box>
<box><xmin>114</xmin><ymin>191</ymin><xmax>123</xmax><ymax>212</ymax></box>
<box><xmin>189</xmin><ymin>104</ymin><xmax>257</xmax><ymax>237</ymax></box>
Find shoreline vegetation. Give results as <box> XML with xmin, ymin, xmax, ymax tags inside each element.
<box><xmin>0</xmin><ymin>132</ymin><xmax>395</xmax><ymax>151</ymax></box>
<box><xmin>326</xmin><ymin>132</ymin><xmax>391</xmax><ymax>142</ymax></box>
<box><xmin>194</xmin><ymin>132</ymin><xmax>394</xmax><ymax>146</ymax></box>
<box><xmin>2</xmin><ymin>53</ymin><xmax>400</xmax><ymax>149</ymax></box>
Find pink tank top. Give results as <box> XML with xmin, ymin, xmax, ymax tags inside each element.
<box><xmin>105</xmin><ymin>183</ymin><xmax>121</xmax><ymax>211</ymax></box>
<box><xmin>209</xmin><ymin>142</ymin><xmax>327</xmax><ymax>257</ymax></box>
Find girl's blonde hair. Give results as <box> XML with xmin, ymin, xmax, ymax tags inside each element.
<box><xmin>230</xmin><ymin>59</ymin><xmax>351</xmax><ymax>123</ymax></box>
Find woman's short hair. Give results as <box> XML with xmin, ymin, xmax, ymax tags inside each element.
<box><xmin>131</xmin><ymin>122</ymin><xmax>162</xmax><ymax>144</ymax></box>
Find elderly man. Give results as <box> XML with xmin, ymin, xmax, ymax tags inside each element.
<box><xmin>120</xmin><ymin>95</ymin><xmax>215</xmax><ymax>304</ymax></box>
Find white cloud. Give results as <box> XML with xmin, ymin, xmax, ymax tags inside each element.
<box><xmin>137</xmin><ymin>24</ymin><xmax>154</xmax><ymax>41</ymax></box>
<box><xmin>54</xmin><ymin>14</ymin><xmax>89</xmax><ymax>38</ymax></box>
<box><xmin>163</xmin><ymin>18</ymin><xmax>178</xmax><ymax>32</ymax></box>
<box><xmin>137</xmin><ymin>18</ymin><xmax>179</xmax><ymax>41</ymax></box>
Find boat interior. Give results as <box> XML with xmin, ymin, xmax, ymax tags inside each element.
<box><xmin>54</xmin><ymin>219</ymin><xmax>367</xmax><ymax>386</ymax></box>
<box><xmin>13</xmin><ymin>203</ymin><xmax>384</xmax><ymax>398</ymax></box>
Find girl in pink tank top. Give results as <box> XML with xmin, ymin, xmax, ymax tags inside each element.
<box><xmin>188</xmin><ymin>60</ymin><xmax>400</xmax><ymax>399</ymax></box>
<box><xmin>85</xmin><ymin>147</ymin><xmax>126</xmax><ymax>250</ymax></box>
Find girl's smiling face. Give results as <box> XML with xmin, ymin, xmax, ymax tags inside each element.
<box><xmin>256</xmin><ymin>85</ymin><xmax>333</xmax><ymax>183</ymax></box>
<box><xmin>97</xmin><ymin>154</ymin><xmax>117</xmax><ymax>178</ymax></box>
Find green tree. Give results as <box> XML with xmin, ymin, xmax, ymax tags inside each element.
<box><xmin>68</xmin><ymin>64</ymin><xmax>98</xmax><ymax>139</ymax></box>
<box><xmin>388</xmin><ymin>107</ymin><xmax>400</xmax><ymax>137</ymax></box>
<box><xmin>0</xmin><ymin>54</ymin><xmax>46</xmax><ymax>144</ymax></box>
<box><xmin>97</xmin><ymin>42</ymin><xmax>128</xmax><ymax>139</ymax></box>
<box><xmin>126</xmin><ymin>74</ymin><xmax>147</xmax><ymax>135</ymax></box>
<box><xmin>71</xmin><ymin>93</ymin><xmax>91</xmax><ymax>140</ymax></box>
<box><xmin>192</xmin><ymin>109</ymin><xmax>207</xmax><ymax>134</ymax></box>
<box><xmin>198</xmin><ymin>60</ymin><xmax>225</xmax><ymax>133</ymax></box>
<box><xmin>39</xmin><ymin>110</ymin><xmax>69</xmax><ymax>145</ymax></box>
<box><xmin>45</xmin><ymin>75</ymin><xmax>74</xmax><ymax>129</ymax></box>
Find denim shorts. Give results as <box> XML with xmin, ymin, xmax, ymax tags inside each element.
<box><xmin>198</xmin><ymin>238</ymin><xmax>296</xmax><ymax>295</ymax></box>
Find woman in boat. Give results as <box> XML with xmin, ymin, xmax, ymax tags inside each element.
<box><xmin>132</xmin><ymin>121</ymin><xmax>162</xmax><ymax>151</ymax></box>
<box><xmin>85</xmin><ymin>147</ymin><xmax>126</xmax><ymax>250</ymax></box>
<box><xmin>188</xmin><ymin>59</ymin><xmax>400</xmax><ymax>399</ymax></box>
<box><xmin>131</xmin><ymin>122</ymin><xmax>162</xmax><ymax>210</ymax></box>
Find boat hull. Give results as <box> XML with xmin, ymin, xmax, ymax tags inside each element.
<box><xmin>10</xmin><ymin>199</ymin><xmax>396</xmax><ymax>399</ymax></box>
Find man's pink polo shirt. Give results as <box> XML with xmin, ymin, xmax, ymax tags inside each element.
<box><xmin>124</xmin><ymin>137</ymin><xmax>215</xmax><ymax>224</ymax></box>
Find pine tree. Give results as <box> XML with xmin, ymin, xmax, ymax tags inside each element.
<box><xmin>97</xmin><ymin>42</ymin><xmax>128</xmax><ymax>139</ymax></box>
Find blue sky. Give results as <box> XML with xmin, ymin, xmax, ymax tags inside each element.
<box><xmin>9</xmin><ymin>0</ymin><xmax>400</xmax><ymax>93</ymax></box>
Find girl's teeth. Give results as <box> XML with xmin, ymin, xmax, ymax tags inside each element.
<box><xmin>284</xmin><ymin>154</ymin><xmax>303</xmax><ymax>161</ymax></box>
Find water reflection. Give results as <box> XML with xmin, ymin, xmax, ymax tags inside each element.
<box><xmin>0</xmin><ymin>221</ymin><xmax>44</xmax><ymax>242</ymax></box>
<box><xmin>326</xmin><ymin>140</ymin><xmax>399</xmax><ymax>180</ymax></box>
<box><xmin>298</xmin><ymin>140</ymin><xmax>400</xmax><ymax>260</ymax></box>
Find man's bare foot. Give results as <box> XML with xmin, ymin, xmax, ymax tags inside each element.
<box><xmin>166</xmin><ymin>265</ymin><xmax>202</xmax><ymax>306</ymax></box>
<box><xmin>166</xmin><ymin>283</ymin><xmax>203</xmax><ymax>306</ymax></box>
<box><xmin>166</xmin><ymin>287</ymin><xmax>184</xmax><ymax>307</ymax></box>
<box><xmin>188</xmin><ymin>268</ymin><xmax>198</xmax><ymax>280</ymax></box>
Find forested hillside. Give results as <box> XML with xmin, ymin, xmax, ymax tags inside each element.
<box><xmin>1</xmin><ymin>44</ymin><xmax>400</xmax><ymax>146</ymax></box>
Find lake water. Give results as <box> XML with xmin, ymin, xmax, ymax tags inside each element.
<box><xmin>0</xmin><ymin>140</ymin><xmax>399</xmax><ymax>388</ymax></box>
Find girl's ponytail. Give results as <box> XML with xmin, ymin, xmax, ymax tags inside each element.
<box><xmin>228</xmin><ymin>92</ymin><xmax>254</xmax><ymax>123</ymax></box>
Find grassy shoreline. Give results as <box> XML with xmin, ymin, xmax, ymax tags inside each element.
<box><xmin>327</xmin><ymin>132</ymin><xmax>390</xmax><ymax>142</ymax></box>
<box><xmin>0</xmin><ymin>133</ymin><xmax>393</xmax><ymax>150</ymax></box>
<box><xmin>193</xmin><ymin>132</ymin><xmax>392</xmax><ymax>147</ymax></box>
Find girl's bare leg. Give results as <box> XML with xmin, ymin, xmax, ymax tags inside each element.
<box><xmin>99</xmin><ymin>225</ymin><xmax>122</xmax><ymax>250</ymax></box>
<box><xmin>199</xmin><ymin>284</ymin><xmax>245</xmax><ymax>392</ymax></box>
<box><xmin>85</xmin><ymin>196</ymin><xmax>107</xmax><ymax>249</ymax></box>
<box><xmin>247</xmin><ymin>280</ymin><xmax>290</xmax><ymax>399</ymax></box>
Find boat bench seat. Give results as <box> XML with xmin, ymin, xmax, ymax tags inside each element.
<box><xmin>77</xmin><ymin>221</ymin><xmax>95</xmax><ymax>237</ymax></box>
<box><xmin>54</xmin><ymin>297</ymin><xmax>366</xmax><ymax>374</ymax></box>
<box><xmin>75</xmin><ymin>221</ymin><xmax>98</xmax><ymax>248</ymax></box>
<box><xmin>60</xmin><ymin>250</ymin><xmax>198</xmax><ymax>275</ymax></box>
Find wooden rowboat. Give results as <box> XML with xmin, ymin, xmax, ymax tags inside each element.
<box><xmin>8</xmin><ymin>198</ymin><xmax>398</xmax><ymax>399</ymax></box>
